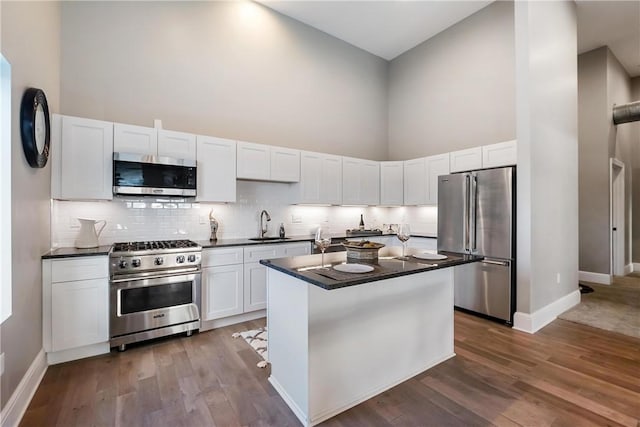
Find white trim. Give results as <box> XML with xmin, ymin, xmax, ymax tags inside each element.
<box><xmin>578</xmin><ymin>270</ymin><xmax>612</xmax><ymax>285</ymax></box>
<box><xmin>199</xmin><ymin>310</ymin><xmax>266</xmax><ymax>332</ymax></box>
<box><xmin>609</xmin><ymin>158</ymin><xmax>625</xmax><ymax>277</ymax></box>
<box><xmin>269</xmin><ymin>376</ymin><xmax>309</xmax><ymax>426</ymax></box>
<box><xmin>46</xmin><ymin>342</ymin><xmax>110</xmax><ymax>365</ymax></box>
<box><xmin>624</xmin><ymin>264</ymin><xmax>633</xmax><ymax>275</ymax></box>
<box><xmin>0</xmin><ymin>349</ymin><xmax>47</xmax><ymax>427</ymax></box>
<box><xmin>633</xmin><ymin>263</ymin><xmax>640</xmax><ymax>273</ymax></box>
<box><xmin>513</xmin><ymin>290</ymin><xmax>581</xmax><ymax>334</ymax></box>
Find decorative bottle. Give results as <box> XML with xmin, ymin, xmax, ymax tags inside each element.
<box><xmin>359</xmin><ymin>214</ymin><xmax>365</xmax><ymax>231</ymax></box>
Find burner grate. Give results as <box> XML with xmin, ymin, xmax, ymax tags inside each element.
<box><xmin>112</xmin><ymin>240</ymin><xmax>199</xmax><ymax>252</ymax></box>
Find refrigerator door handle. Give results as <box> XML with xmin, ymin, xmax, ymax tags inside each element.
<box><xmin>482</xmin><ymin>259</ymin><xmax>510</xmax><ymax>267</ymax></box>
<box><xmin>463</xmin><ymin>174</ymin><xmax>470</xmax><ymax>252</ymax></box>
<box><xmin>470</xmin><ymin>173</ymin><xmax>477</xmax><ymax>252</ymax></box>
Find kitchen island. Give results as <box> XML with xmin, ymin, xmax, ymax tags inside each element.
<box><xmin>260</xmin><ymin>249</ymin><xmax>481</xmax><ymax>426</ymax></box>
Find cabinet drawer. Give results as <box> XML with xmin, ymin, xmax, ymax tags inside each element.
<box><xmin>202</xmin><ymin>247</ymin><xmax>243</xmax><ymax>267</ymax></box>
<box><xmin>278</xmin><ymin>242</ymin><xmax>312</xmax><ymax>257</ymax></box>
<box><xmin>51</xmin><ymin>257</ymin><xmax>108</xmax><ymax>283</ymax></box>
<box><xmin>244</xmin><ymin>245</ymin><xmax>280</xmax><ymax>263</ymax></box>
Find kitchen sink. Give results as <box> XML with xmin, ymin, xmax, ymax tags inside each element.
<box><xmin>249</xmin><ymin>237</ymin><xmax>291</xmax><ymax>241</ymax></box>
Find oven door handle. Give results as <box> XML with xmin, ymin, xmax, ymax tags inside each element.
<box><xmin>110</xmin><ymin>268</ymin><xmax>201</xmax><ymax>283</ymax></box>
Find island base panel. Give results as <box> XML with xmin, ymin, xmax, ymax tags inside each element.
<box><xmin>267</xmin><ymin>268</ymin><xmax>455</xmax><ymax>426</ymax></box>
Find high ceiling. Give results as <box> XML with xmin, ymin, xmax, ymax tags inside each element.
<box><xmin>259</xmin><ymin>0</ymin><xmax>640</xmax><ymax>78</ymax></box>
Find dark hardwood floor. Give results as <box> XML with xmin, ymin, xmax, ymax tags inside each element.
<box><xmin>21</xmin><ymin>312</ymin><xmax>640</xmax><ymax>427</ymax></box>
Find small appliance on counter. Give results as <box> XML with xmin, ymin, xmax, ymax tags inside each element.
<box><xmin>75</xmin><ymin>218</ymin><xmax>107</xmax><ymax>248</ymax></box>
<box><xmin>345</xmin><ymin>228</ymin><xmax>383</xmax><ymax>237</ymax></box>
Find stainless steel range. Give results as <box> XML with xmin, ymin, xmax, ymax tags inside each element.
<box><xmin>109</xmin><ymin>240</ymin><xmax>202</xmax><ymax>351</ymax></box>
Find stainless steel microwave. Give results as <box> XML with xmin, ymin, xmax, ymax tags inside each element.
<box><xmin>113</xmin><ymin>152</ymin><xmax>197</xmax><ymax>196</ymax></box>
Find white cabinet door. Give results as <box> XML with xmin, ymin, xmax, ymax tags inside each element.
<box><xmin>270</xmin><ymin>147</ymin><xmax>300</xmax><ymax>182</ymax></box>
<box><xmin>482</xmin><ymin>140</ymin><xmax>517</xmax><ymax>168</ymax></box>
<box><xmin>297</xmin><ymin>151</ymin><xmax>342</xmax><ymax>205</ymax></box>
<box><xmin>380</xmin><ymin>161</ymin><xmax>404</xmax><ymax>206</ymax></box>
<box><xmin>196</xmin><ymin>136</ymin><xmax>237</xmax><ymax>203</ymax></box>
<box><xmin>450</xmin><ymin>147</ymin><xmax>482</xmax><ymax>173</ymax></box>
<box><xmin>425</xmin><ymin>153</ymin><xmax>450</xmax><ymax>205</ymax></box>
<box><xmin>243</xmin><ymin>262</ymin><xmax>267</xmax><ymax>312</ymax></box>
<box><xmin>202</xmin><ymin>264</ymin><xmax>244</xmax><ymax>320</ymax></box>
<box><xmin>237</xmin><ymin>141</ymin><xmax>270</xmax><ymax>180</ymax></box>
<box><xmin>322</xmin><ymin>154</ymin><xmax>343</xmax><ymax>205</ymax></box>
<box><xmin>113</xmin><ymin>123</ymin><xmax>157</xmax><ymax>155</ymax></box>
<box><xmin>360</xmin><ymin>160</ymin><xmax>380</xmax><ymax>205</ymax></box>
<box><xmin>341</xmin><ymin>157</ymin><xmax>361</xmax><ymax>205</ymax></box>
<box><xmin>403</xmin><ymin>158</ymin><xmax>426</xmax><ymax>205</ymax></box>
<box><xmin>298</xmin><ymin>151</ymin><xmax>323</xmax><ymax>204</ymax></box>
<box><xmin>51</xmin><ymin>278</ymin><xmax>108</xmax><ymax>352</ymax></box>
<box><xmin>53</xmin><ymin>115</ymin><xmax>113</xmax><ymax>200</ymax></box>
<box><xmin>158</xmin><ymin>129</ymin><xmax>196</xmax><ymax>160</ymax></box>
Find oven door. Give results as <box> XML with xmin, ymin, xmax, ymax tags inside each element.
<box><xmin>110</xmin><ymin>272</ymin><xmax>201</xmax><ymax>339</ymax></box>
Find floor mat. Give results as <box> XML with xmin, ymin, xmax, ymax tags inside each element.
<box><xmin>232</xmin><ymin>327</ymin><xmax>268</xmax><ymax>368</ymax></box>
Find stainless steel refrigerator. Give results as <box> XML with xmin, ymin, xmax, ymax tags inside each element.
<box><xmin>437</xmin><ymin>166</ymin><xmax>515</xmax><ymax>324</ymax></box>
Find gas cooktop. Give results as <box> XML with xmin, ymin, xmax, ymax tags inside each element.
<box><xmin>112</xmin><ymin>240</ymin><xmax>200</xmax><ymax>253</ymax></box>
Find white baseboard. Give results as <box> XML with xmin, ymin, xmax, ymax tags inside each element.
<box><xmin>200</xmin><ymin>310</ymin><xmax>266</xmax><ymax>332</ymax></box>
<box><xmin>513</xmin><ymin>289</ymin><xmax>581</xmax><ymax>334</ymax></box>
<box><xmin>268</xmin><ymin>376</ymin><xmax>309</xmax><ymax>426</ymax></box>
<box><xmin>1</xmin><ymin>349</ymin><xmax>47</xmax><ymax>427</ymax></box>
<box><xmin>624</xmin><ymin>264</ymin><xmax>633</xmax><ymax>275</ymax></box>
<box><xmin>46</xmin><ymin>342</ymin><xmax>110</xmax><ymax>365</ymax></box>
<box><xmin>579</xmin><ymin>270</ymin><xmax>611</xmax><ymax>285</ymax></box>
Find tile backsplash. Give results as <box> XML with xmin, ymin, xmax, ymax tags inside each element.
<box><xmin>51</xmin><ymin>181</ymin><xmax>437</xmax><ymax>247</ymax></box>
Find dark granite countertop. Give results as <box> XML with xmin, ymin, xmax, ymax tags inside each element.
<box><xmin>260</xmin><ymin>248</ymin><xmax>481</xmax><ymax>290</ymax></box>
<box><xmin>42</xmin><ymin>246</ymin><xmax>112</xmax><ymax>259</ymax></box>
<box><xmin>42</xmin><ymin>233</ymin><xmax>438</xmax><ymax>259</ymax></box>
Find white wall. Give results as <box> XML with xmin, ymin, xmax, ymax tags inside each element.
<box><xmin>387</xmin><ymin>1</ymin><xmax>515</xmax><ymax>160</ymax></box>
<box><xmin>515</xmin><ymin>1</ymin><xmax>579</xmax><ymax>318</ymax></box>
<box><xmin>60</xmin><ymin>1</ymin><xmax>389</xmax><ymax>160</ymax></box>
<box><xmin>0</xmin><ymin>1</ymin><xmax>60</xmax><ymax>410</ymax></box>
<box><xmin>52</xmin><ymin>182</ymin><xmax>438</xmax><ymax>247</ymax></box>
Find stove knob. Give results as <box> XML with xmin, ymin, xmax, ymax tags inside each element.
<box><xmin>154</xmin><ymin>257</ymin><xmax>164</xmax><ymax>266</ymax></box>
<box><xmin>132</xmin><ymin>259</ymin><xmax>141</xmax><ymax>268</ymax></box>
<box><xmin>119</xmin><ymin>260</ymin><xmax>128</xmax><ymax>269</ymax></box>
<box><xmin>176</xmin><ymin>255</ymin><xmax>186</xmax><ymax>264</ymax></box>
<box><xmin>188</xmin><ymin>254</ymin><xmax>196</xmax><ymax>263</ymax></box>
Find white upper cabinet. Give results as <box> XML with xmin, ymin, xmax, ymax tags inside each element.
<box><xmin>270</xmin><ymin>146</ymin><xmax>300</xmax><ymax>182</ymax></box>
<box><xmin>342</xmin><ymin>157</ymin><xmax>379</xmax><ymax>206</ymax></box>
<box><xmin>482</xmin><ymin>140</ymin><xmax>517</xmax><ymax>168</ymax></box>
<box><xmin>450</xmin><ymin>147</ymin><xmax>482</xmax><ymax>173</ymax></box>
<box><xmin>425</xmin><ymin>153</ymin><xmax>450</xmax><ymax>205</ymax></box>
<box><xmin>297</xmin><ymin>151</ymin><xmax>342</xmax><ymax>205</ymax></box>
<box><xmin>113</xmin><ymin>123</ymin><xmax>157</xmax><ymax>155</ymax></box>
<box><xmin>158</xmin><ymin>129</ymin><xmax>196</xmax><ymax>160</ymax></box>
<box><xmin>380</xmin><ymin>161</ymin><xmax>404</xmax><ymax>206</ymax></box>
<box><xmin>236</xmin><ymin>141</ymin><xmax>270</xmax><ymax>180</ymax></box>
<box><xmin>196</xmin><ymin>136</ymin><xmax>236</xmax><ymax>203</ymax></box>
<box><xmin>114</xmin><ymin>123</ymin><xmax>195</xmax><ymax>160</ymax></box>
<box><xmin>236</xmin><ymin>141</ymin><xmax>300</xmax><ymax>182</ymax></box>
<box><xmin>403</xmin><ymin>157</ymin><xmax>426</xmax><ymax>205</ymax></box>
<box><xmin>52</xmin><ymin>115</ymin><xmax>113</xmax><ymax>200</ymax></box>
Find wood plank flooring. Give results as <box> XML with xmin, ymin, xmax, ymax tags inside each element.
<box><xmin>21</xmin><ymin>312</ymin><xmax>640</xmax><ymax>426</ymax></box>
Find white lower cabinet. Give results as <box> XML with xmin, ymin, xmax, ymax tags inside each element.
<box><xmin>43</xmin><ymin>256</ymin><xmax>110</xmax><ymax>363</ymax></box>
<box><xmin>202</xmin><ymin>242</ymin><xmax>311</xmax><ymax>322</ymax></box>
<box><xmin>202</xmin><ymin>264</ymin><xmax>244</xmax><ymax>320</ymax></box>
<box><xmin>244</xmin><ymin>263</ymin><xmax>267</xmax><ymax>312</ymax></box>
<box><xmin>51</xmin><ymin>278</ymin><xmax>108</xmax><ymax>352</ymax></box>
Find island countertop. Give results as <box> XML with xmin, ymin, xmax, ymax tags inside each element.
<box><xmin>260</xmin><ymin>249</ymin><xmax>482</xmax><ymax>290</ymax></box>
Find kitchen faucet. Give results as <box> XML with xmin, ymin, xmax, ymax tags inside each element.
<box><xmin>260</xmin><ymin>210</ymin><xmax>271</xmax><ymax>237</ymax></box>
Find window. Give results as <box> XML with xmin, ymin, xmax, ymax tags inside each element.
<box><xmin>0</xmin><ymin>53</ymin><xmax>12</xmax><ymax>323</ymax></box>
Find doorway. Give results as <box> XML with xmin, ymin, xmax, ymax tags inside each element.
<box><xmin>610</xmin><ymin>158</ymin><xmax>625</xmax><ymax>276</ymax></box>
